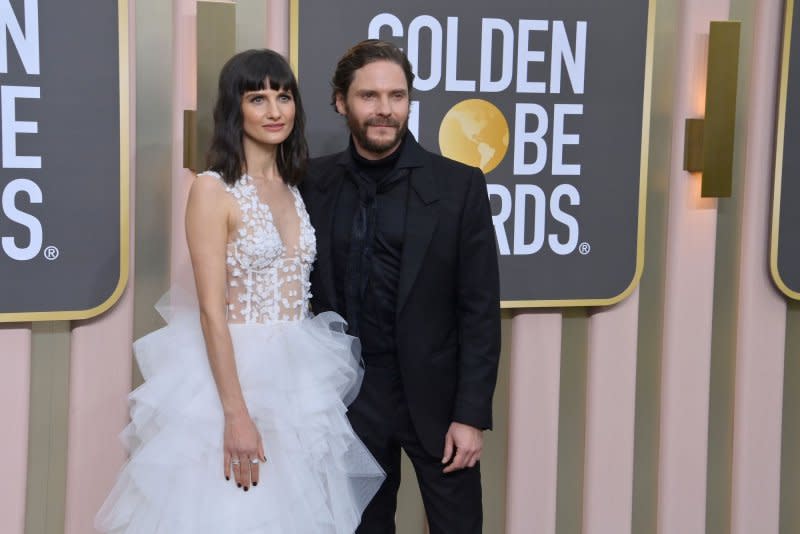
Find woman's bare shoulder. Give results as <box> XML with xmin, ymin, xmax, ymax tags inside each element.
<box><xmin>189</xmin><ymin>172</ymin><xmax>232</xmax><ymax>201</ymax></box>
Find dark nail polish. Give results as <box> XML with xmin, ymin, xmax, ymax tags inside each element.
<box><xmin>244</xmin><ymin>486</ymin><xmax>249</xmax><ymax>492</ymax></box>
<box><xmin>237</xmin><ymin>483</ymin><xmax>242</xmax><ymax>488</ymax></box>
<box><xmin>252</xmin><ymin>482</ymin><xmax>258</xmax><ymax>486</ymax></box>
<box><xmin>225</xmin><ymin>477</ymin><xmax>230</xmax><ymax>481</ymax></box>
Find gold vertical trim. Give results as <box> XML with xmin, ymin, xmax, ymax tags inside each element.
<box><xmin>24</xmin><ymin>322</ymin><xmax>71</xmax><ymax>534</ymax></box>
<box><xmin>780</xmin><ymin>303</ymin><xmax>800</xmax><ymax>532</ymax></box>
<box><xmin>770</xmin><ymin>0</ymin><xmax>800</xmax><ymax>300</ymax></box>
<box><xmin>632</xmin><ymin>0</ymin><xmax>679</xmax><ymax>529</ymax></box>
<box><xmin>117</xmin><ymin>0</ymin><xmax>131</xmax><ymax>313</ymax></box>
<box><xmin>133</xmin><ymin>0</ymin><xmax>173</xmax><ymax>389</ymax></box>
<box><xmin>555</xmin><ymin>310</ymin><xmax>589</xmax><ymax>534</ymax></box>
<box><xmin>290</xmin><ymin>0</ymin><xmax>299</xmax><ymax>77</ymax></box>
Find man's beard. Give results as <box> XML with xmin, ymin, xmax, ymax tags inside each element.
<box><xmin>346</xmin><ymin>112</ymin><xmax>408</xmax><ymax>156</ymax></box>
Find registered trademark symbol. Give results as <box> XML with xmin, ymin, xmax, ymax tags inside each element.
<box><xmin>43</xmin><ymin>246</ymin><xmax>59</xmax><ymax>260</ymax></box>
<box><xmin>579</xmin><ymin>242</ymin><xmax>591</xmax><ymax>255</ymax></box>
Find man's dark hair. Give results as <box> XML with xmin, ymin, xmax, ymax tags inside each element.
<box><xmin>206</xmin><ymin>49</ymin><xmax>308</xmax><ymax>186</ymax></box>
<box><xmin>330</xmin><ymin>39</ymin><xmax>415</xmax><ymax>109</ymax></box>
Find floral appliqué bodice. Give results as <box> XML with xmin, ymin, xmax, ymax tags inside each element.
<box><xmin>200</xmin><ymin>171</ymin><xmax>316</xmax><ymax>324</ymax></box>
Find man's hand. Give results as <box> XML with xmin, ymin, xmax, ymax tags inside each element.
<box><xmin>442</xmin><ymin>422</ymin><xmax>483</xmax><ymax>473</ymax></box>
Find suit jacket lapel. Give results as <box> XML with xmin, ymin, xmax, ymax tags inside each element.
<box><xmin>397</xmin><ymin>162</ymin><xmax>439</xmax><ymax>316</ymax></box>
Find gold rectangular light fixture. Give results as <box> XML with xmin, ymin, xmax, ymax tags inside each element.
<box><xmin>683</xmin><ymin>21</ymin><xmax>741</xmax><ymax>197</ymax></box>
<box><xmin>183</xmin><ymin>109</ymin><xmax>197</xmax><ymax>171</ymax></box>
<box><xmin>683</xmin><ymin>118</ymin><xmax>704</xmax><ymax>172</ymax></box>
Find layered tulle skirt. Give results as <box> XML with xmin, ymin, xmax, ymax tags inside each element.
<box><xmin>95</xmin><ymin>310</ymin><xmax>384</xmax><ymax>533</ymax></box>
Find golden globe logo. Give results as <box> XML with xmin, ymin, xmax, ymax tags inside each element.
<box><xmin>438</xmin><ymin>99</ymin><xmax>510</xmax><ymax>174</ymax></box>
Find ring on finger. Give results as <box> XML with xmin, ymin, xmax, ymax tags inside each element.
<box><xmin>231</xmin><ymin>458</ymin><xmax>241</xmax><ymax>466</ymax></box>
<box><xmin>250</xmin><ymin>458</ymin><xmax>259</xmax><ymax>465</ymax></box>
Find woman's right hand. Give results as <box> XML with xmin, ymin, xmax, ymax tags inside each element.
<box><xmin>223</xmin><ymin>411</ymin><xmax>266</xmax><ymax>491</ymax></box>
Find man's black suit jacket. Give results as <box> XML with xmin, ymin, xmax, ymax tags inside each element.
<box><xmin>301</xmin><ymin>136</ymin><xmax>501</xmax><ymax>457</ymax></box>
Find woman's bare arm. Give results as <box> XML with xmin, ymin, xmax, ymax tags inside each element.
<box><xmin>185</xmin><ymin>173</ymin><xmax>264</xmax><ymax>489</ymax></box>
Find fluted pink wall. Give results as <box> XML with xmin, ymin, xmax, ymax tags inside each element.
<box><xmin>656</xmin><ymin>1</ymin><xmax>727</xmax><ymax>532</ymax></box>
<box><xmin>582</xmin><ymin>291</ymin><xmax>640</xmax><ymax>534</ymax></box>
<box><xmin>0</xmin><ymin>328</ymin><xmax>31</xmax><ymax>534</ymax></box>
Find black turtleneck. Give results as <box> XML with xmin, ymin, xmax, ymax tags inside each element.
<box><xmin>332</xmin><ymin>136</ymin><xmax>410</xmax><ymax>358</ymax></box>
<box><xmin>349</xmin><ymin>137</ymin><xmax>403</xmax><ymax>182</ymax></box>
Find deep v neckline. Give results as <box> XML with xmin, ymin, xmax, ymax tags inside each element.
<box><xmin>241</xmin><ymin>174</ymin><xmax>305</xmax><ymax>255</ymax></box>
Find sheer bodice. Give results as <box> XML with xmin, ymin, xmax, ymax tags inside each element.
<box><xmin>200</xmin><ymin>171</ymin><xmax>316</xmax><ymax>324</ymax></box>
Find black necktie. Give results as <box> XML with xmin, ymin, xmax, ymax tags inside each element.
<box><xmin>344</xmin><ymin>167</ymin><xmax>408</xmax><ymax>337</ymax></box>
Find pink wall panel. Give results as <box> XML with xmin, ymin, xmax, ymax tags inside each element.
<box><xmin>64</xmin><ymin>292</ymin><xmax>135</xmax><ymax>534</ymax></box>
<box><xmin>582</xmin><ymin>292</ymin><xmax>640</xmax><ymax>534</ymax></box>
<box><xmin>506</xmin><ymin>313</ymin><xmax>562</xmax><ymax>534</ymax></box>
<box><xmin>0</xmin><ymin>328</ymin><xmax>31</xmax><ymax>534</ymax></box>
<box><xmin>267</xmin><ymin>0</ymin><xmax>289</xmax><ymax>55</ymax></box>
<box><xmin>657</xmin><ymin>1</ymin><xmax>729</xmax><ymax>533</ymax></box>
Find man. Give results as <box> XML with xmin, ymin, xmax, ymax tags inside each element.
<box><xmin>301</xmin><ymin>39</ymin><xmax>500</xmax><ymax>534</ymax></box>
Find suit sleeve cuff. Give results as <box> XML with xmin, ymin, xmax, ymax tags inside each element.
<box><xmin>452</xmin><ymin>402</ymin><xmax>493</xmax><ymax>431</ymax></box>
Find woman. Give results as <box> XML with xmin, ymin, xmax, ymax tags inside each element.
<box><xmin>96</xmin><ymin>49</ymin><xmax>383</xmax><ymax>533</ymax></box>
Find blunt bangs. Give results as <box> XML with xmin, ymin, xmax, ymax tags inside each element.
<box><xmin>237</xmin><ymin>52</ymin><xmax>297</xmax><ymax>96</ymax></box>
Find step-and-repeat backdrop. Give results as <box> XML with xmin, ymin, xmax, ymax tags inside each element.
<box><xmin>0</xmin><ymin>0</ymin><xmax>127</xmax><ymax>322</ymax></box>
<box><xmin>294</xmin><ymin>0</ymin><xmax>653</xmax><ymax>306</ymax></box>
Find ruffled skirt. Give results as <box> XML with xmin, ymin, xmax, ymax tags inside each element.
<box><xmin>95</xmin><ymin>310</ymin><xmax>384</xmax><ymax>533</ymax></box>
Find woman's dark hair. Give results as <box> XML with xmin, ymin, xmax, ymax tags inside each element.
<box><xmin>206</xmin><ymin>49</ymin><xmax>308</xmax><ymax>186</ymax></box>
<box><xmin>330</xmin><ymin>39</ymin><xmax>415</xmax><ymax>108</ymax></box>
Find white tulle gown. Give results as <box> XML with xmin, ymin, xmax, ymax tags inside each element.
<box><xmin>95</xmin><ymin>172</ymin><xmax>384</xmax><ymax>533</ymax></box>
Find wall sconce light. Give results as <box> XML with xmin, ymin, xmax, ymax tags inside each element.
<box><xmin>183</xmin><ymin>1</ymin><xmax>236</xmax><ymax>171</ymax></box>
<box><xmin>683</xmin><ymin>21</ymin><xmax>741</xmax><ymax>198</ymax></box>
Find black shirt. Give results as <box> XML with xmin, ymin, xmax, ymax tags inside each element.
<box><xmin>332</xmin><ymin>137</ymin><xmax>409</xmax><ymax>356</ymax></box>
